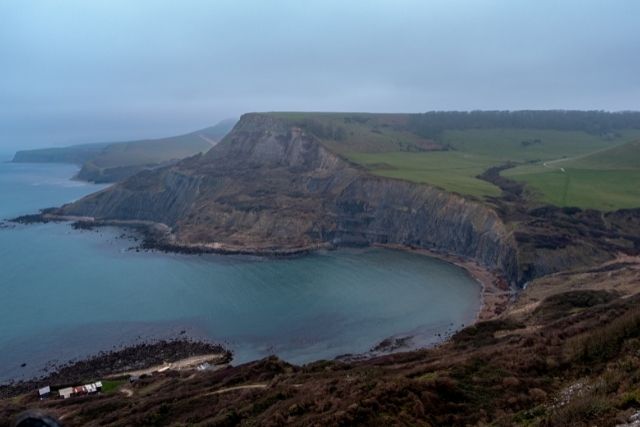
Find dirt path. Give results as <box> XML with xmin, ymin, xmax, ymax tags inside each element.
<box><xmin>205</xmin><ymin>384</ymin><xmax>268</xmax><ymax>395</ymax></box>
<box><xmin>542</xmin><ymin>141</ymin><xmax>627</xmax><ymax>170</ymax></box>
<box><xmin>106</xmin><ymin>353</ymin><xmax>227</xmax><ymax>378</ymax></box>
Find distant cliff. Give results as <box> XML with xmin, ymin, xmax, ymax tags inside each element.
<box><xmin>57</xmin><ymin>113</ymin><xmax>519</xmax><ymax>283</ymax></box>
<box><xmin>12</xmin><ymin>143</ymin><xmax>110</xmax><ymax>165</ymax></box>
<box><xmin>12</xmin><ymin>119</ymin><xmax>237</xmax><ymax>183</ymax></box>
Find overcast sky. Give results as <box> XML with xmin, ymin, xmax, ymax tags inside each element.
<box><xmin>1</xmin><ymin>0</ymin><xmax>639</xmax><ymax>150</ymax></box>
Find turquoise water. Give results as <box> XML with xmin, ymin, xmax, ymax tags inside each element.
<box><xmin>0</xmin><ymin>153</ymin><xmax>481</xmax><ymax>382</ymax></box>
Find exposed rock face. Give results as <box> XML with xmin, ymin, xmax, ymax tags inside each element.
<box><xmin>58</xmin><ymin>113</ymin><xmax>518</xmax><ymax>282</ymax></box>
<box><xmin>332</xmin><ymin>178</ymin><xmax>518</xmax><ymax>280</ymax></box>
<box><xmin>74</xmin><ymin>161</ymin><xmax>177</xmax><ymax>183</ymax></box>
<box><xmin>513</xmin><ymin>206</ymin><xmax>640</xmax><ymax>284</ymax></box>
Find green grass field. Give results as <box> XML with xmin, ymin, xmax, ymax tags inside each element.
<box><xmin>270</xmin><ymin>112</ymin><xmax>640</xmax><ymax>210</ymax></box>
<box><xmin>505</xmin><ymin>139</ymin><xmax>640</xmax><ymax>210</ymax></box>
<box><xmin>440</xmin><ymin>129</ymin><xmax>627</xmax><ymax>162</ymax></box>
<box><xmin>346</xmin><ymin>150</ymin><xmax>502</xmax><ymax>197</ymax></box>
<box><xmin>346</xmin><ymin>128</ymin><xmax>640</xmax><ymax>204</ymax></box>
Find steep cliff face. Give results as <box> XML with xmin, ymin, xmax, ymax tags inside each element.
<box><xmin>58</xmin><ymin>113</ymin><xmax>518</xmax><ymax>281</ymax></box>
<box><xmin>332</xmin><ymin>178</ymin><xmax>518</xmax><ymax>280</ymax></box>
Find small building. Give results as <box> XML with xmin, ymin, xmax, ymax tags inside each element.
<box><xmin>38</xmin><ymin>386</ymin><xmax>51</xmax><ymax>399</ymax></box>
<box><xmin>58</xmin><ymin>387</ymin><xmax>73</xmax><ymax>399</ymax></box>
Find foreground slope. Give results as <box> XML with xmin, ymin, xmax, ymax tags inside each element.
<box><xmin>3</xmin><ymin>258</ymin><xmax>640</xmax><ymax>426</ymax></box>
<box><xmin>12</xmin><ymin>119</ymin><xmax>237</xmax><ymax>183</ymax></box>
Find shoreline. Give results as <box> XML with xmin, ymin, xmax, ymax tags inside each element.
<box><xmin>15</xmin><ymin>214</ymin><xmax>517</xmax><ymax>322</ymax></box>
<box><xmin>11</xmin><ymin>213</ymin><xmax>333</xmax><ymax>257</ymax></box>
<box><xmin>9</xmin><ymin>212</ymin><xmax>516</xmax><ymax>369</ymax></box>
<box><xmin>373</xmin><ymin>243</ymin><xmax>515</xmax><ymax>322</ymax></box>
<box><xmin>0</xmin><ymin>339</ymin><xmax>231</xmax><ymax>398</ymax></box>
<box><xmin>14</xmin><ymin>211</ymin><xmax>516</xmax><ymax>322</ymax></box>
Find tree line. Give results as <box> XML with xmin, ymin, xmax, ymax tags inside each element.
<box><xmin>407</xmin><ymin>110</ymin><xmax>640</xmax><ymax>138</ymax></box>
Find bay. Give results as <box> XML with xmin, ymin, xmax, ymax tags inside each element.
<box><xmin>0</xmin><ymin>154</ymin><xmax>480</xmax><ymax>382</ymax></box>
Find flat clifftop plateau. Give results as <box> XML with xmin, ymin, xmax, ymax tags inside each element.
<box><xmin>55</xmin><ymin>112</ymin><xmax>518</xmax><ymax>283</ymax></box>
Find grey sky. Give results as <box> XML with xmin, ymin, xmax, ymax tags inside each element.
<box><xmin>1</xmin><ymin>0</ymin><xmax>639</xmax><ymax>149</ymax></box>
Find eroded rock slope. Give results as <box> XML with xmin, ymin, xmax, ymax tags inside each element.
<box><xmin>57</xmin><ymin>113</ymin><xmax>518</xmax><ymax>282</ymax></box>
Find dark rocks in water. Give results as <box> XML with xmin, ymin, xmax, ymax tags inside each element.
<box><xmin>10</xmin><ymin>214</ymin><xmax>50</xmax><ymax>224</ymax></box>
<box><xmin>9</xmin><ymin>208</ymin><xmax>62</xmax><ymax>225</ymax></box>
<box><xmin>371</xmin><ymin>336</ymin><xmax>414</xmax><ymax>353</ymax></box>
<box><xmin>70</xmin><ymin>221</ymin><xmax>95</xmax><ymax>230</ymax></box>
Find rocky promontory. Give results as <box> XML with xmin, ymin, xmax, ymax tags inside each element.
<box><xmin>52</xmin><ymin>113</ymin><xmax>519</xmax><ymax>283</ymax></box>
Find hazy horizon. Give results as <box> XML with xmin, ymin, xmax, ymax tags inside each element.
<box><xmin>2</xmin><ymin>0</ymin><xmax>639</xmax><ymax>150</ymax></box>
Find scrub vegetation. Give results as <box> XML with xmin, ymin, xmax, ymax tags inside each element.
<box><xmin>4</xmin><ymin>262</ymin><xmax>640</xmax><ymax>426</ymax></box>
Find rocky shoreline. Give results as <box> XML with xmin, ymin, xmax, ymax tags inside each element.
<box><xmin>14</xmin><ymin>213</ymin><xmax>514</xmax><ymax>322</ymax></box>
<box><xmin>8</xmin><ymin>211</ymin><xmax>514</xmax><ymax>377</ymax></box>
<box><xmin>11</xmin><ymin>212</ymin><xmax>334</xmax><ymax>257</ymax></box>
<box><xmin>0</xmin><ymin>339</ymin><xmax>231</xmax><ymax>399</ymax></box>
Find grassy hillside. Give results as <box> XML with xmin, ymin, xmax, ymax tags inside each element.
<box><xmin>505</xmin><ymin>138</ymin><xmax>640</xmax><ymax>210</ymax></box>
<box><xmin>272</xmin><ymin>112</ymin><xmax>640</xmax><ymax>206</ymax></box>
<box><xmin>346</xmin><ymin>129</ymin><xmax>640</xmax><ymax>199</ymax></box>
<box><xmin>86</xmin><ymin>127</ymin><xmax>221</xmax><ymax>169</ymax></box>
<box><xmin>14</xmin><ymin>118</ymin><xmax>237</xmax><ymax>182</ymax></box>
<box><xmin>11</xmin><ymin>142</ymin><xmax>110</xmax><ymax>164</ymax></box>
<box><xmin>347</xmin><ymin>150</ymin><xmax>502</xmax><ymax>197</ymax></box>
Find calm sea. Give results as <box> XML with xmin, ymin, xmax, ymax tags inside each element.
<box><xmin>0</xmin><ymin>152</ymin><xmax>480</xmax><ymax>383</ymax></box>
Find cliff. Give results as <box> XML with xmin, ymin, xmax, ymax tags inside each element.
<box><xmin>12</xmin><ymin>143</ymin><xmax>110</xmax><ymax>165</ymax></box>
<box><xmin>57</xmin><ymin>113</ymin><xmax>519</xmax><ymax>282</ymax></box>
<box><xmin>12</xmin><ymin>119</ymin><xmax>237</xmax><ymax>183</ymax></box>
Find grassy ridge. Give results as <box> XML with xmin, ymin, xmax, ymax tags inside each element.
<box><xmin>86</xmin><ymin>120</ymin><xmax>238</xmax><ymax>169</ymax></box>
<box><xmin>88</xmin><ymin>132</ymin><xmax>215</xmax><ymax>169</ymax></box>
<box><xmin>269</xmin><ymin>112</ymin><xmax>440</xmax><ymax>154</ymax></box>
<box><xmin>14</xmin><ymin>119</ymin><xmax>237</xmax><ymax>183</ymax></box>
